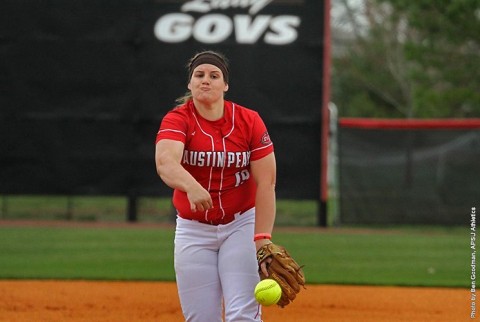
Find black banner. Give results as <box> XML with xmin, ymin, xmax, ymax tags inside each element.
<box><xmin>0</xmin><ymin>0</ymin><xmax>326</xmax><ymax>199</ymax></box>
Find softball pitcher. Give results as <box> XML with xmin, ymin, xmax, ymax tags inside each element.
<box><xmin>155</xmin><ymin>51</ymin><xmax>276</xmax><ymax>321</ymax></box>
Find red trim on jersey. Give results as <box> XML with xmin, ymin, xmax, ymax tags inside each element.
<box><xmin>156</xmin><ymin>100</ymin><xmax>274</xmax><ymax>225</ymax></box>
<box><xmin>339</xmin><ymin>118</ymin><xmax>480</xmax><ymax>130</ymax></box>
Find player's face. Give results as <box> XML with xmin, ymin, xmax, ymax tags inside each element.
<box><xmin>188</xmin><ymin>64</ymin><xmax>229</xmax><ymax>105</ymax></box>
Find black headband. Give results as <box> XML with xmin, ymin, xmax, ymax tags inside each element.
<box><xmin>188</xmin><ymin>52</ymin><xmax>229</xmax><ymax>84</ymax></box>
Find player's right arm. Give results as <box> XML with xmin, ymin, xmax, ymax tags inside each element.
<box><xmin>155</xmin><ymin>139</ymin><xmax>213</xmax><ymax>212</ymax></box>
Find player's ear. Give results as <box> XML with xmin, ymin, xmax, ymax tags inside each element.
<box><xmin>187</xmin><ymin>82</ymin><xmax>192</xmax><ymax>91</ymax></box>
<box><xmin>224</xmin><ymin>83</ymin><xmax>229</xmax><ymax>92</ymax></box>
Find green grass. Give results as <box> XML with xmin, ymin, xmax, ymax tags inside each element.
<box><xmin>0</xmin><ymin>195</ymin><xmax>320</xmax><ymax>226</ymax></box>
<box><xmin>287</xmin><ymin>227</ymin><xmax>469</xmax><ymax>287</ymax></box>
<box><xmin>0</xmin><ymin>225</ymin><xmax>469</xmax><ymax>288</ymax></box>
<box><xmin>0</xmin><ymin>226</ymin><xmax>176</xmax><ymax>280</ymax></box>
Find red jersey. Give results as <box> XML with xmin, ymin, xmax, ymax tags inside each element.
<box><xmin>155</xmin><ymin>100</ymin><xmax>274</xmax><ymax>224</ymax></box>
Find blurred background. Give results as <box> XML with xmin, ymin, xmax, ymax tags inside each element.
<box><xmin>0</xmin><ymin>0</ymin><xmax>478</xmax><ymax>228</ymax></box>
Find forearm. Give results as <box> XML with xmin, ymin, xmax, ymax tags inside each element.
<box><xmin>250</xmin><ymin>153</ymin><xmax>277</xmax><ymax>250</ymax></box>
<box><xmin>157</xmin><ymin>160</ymin><xmax>202</xmax><ymax>193</ymax></box>
<box><xmin>254</xmin><ymin>182</ymin><xmax>276</xmax><ymax>248</ymax></box>
<box><xmin>156</xmin><ymin>139</ymin><xmax>213</xmax><ymax>212</ymax></box>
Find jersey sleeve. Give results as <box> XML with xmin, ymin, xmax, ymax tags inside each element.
<box><xmin>249</xmin><ymin>113</ymin><xmax>274</xmax><ymax>161</ymax></box>
<box><xmin>155</xmin><ymin>109</ymin><xmax>189</xmax><ymax>144</ymax></box>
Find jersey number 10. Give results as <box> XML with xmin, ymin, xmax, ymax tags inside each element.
<box><xmin>234</xmin><ymin>170</ymin><xmax>250</xmax><ymax>187</ymax></box>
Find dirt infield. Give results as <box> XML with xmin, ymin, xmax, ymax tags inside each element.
<box><xmin>0</xmin><ymin>280</ymin><xmax>469</xmax><ymax>321</ymax></box>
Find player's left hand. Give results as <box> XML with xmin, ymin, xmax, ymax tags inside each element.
<box><xmin>256</xmin><ymin>243</ymin><xmax>306</xmax><ymax>308</ymax></box>
<box><xmin>255</xmin><ymin>239</ymin><xmax>273</xmax><ymax>276</ymax></box>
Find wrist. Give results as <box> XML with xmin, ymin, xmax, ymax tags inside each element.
<box><xmin>254</xmin><ymin>233</ymin><xmax>272</xmax><ymax>241</ymax></box>
<box><xmin>255</xmin><ymin>238</ymin><xmax>272</xmax><ymax>251</ymax></box>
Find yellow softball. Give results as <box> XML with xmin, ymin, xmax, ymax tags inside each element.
<box><xmin>254</xmin><ymin>279</ymin><xmax>282</xmax><ymax>306</ymax></box>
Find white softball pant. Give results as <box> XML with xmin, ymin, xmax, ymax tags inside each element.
<box><xmin>174</xmin><ymin>208</ymin><xmax>262</xmax><ymax>322</ymax></box>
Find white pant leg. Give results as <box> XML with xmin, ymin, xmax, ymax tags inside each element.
<box><xmin>218</xmin><ymin>209</ymin><xmax>262</xmax><ymax>322</ymax></box>
<box><xmin>174</xmin><ymin>217</ymin><xmax>223</xmax><ymax>322</ymax></box>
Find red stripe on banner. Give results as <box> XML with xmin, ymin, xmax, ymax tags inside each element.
<box><xmin>339</xmin><ymin>118</ymin><xmax>480</xmax><ymax>129</ymax></box>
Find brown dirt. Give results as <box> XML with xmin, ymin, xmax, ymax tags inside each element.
<box><xmin>0</xmin><ymin>280</ymin><xmax>469</xmax><ymax>321</ymax></box>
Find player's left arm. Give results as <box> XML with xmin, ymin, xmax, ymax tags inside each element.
<box><xmin>250</xmin><ymin>152</ymin><xmax>276</xmax><ymax>251</ymax></box>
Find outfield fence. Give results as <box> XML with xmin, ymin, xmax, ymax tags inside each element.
<box><xmin>338</xmin><ymin>118</ymin><xmax>480</xmax><ymax>225</ymax></box>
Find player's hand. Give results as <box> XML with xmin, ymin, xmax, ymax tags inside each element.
<box><xmin>256</xmin><ymin>239</ymin><xmax>273</xmax><ymax>276</ymax></box>
<box><xmin>256</xmin><ymin>243</ymin><xmax>306</xmax><ymax>308</ymax></box>
<box><xmin>186</xmin><ymin>185</ymin><xmax>213</xmax><ymax>212</ymax></box>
